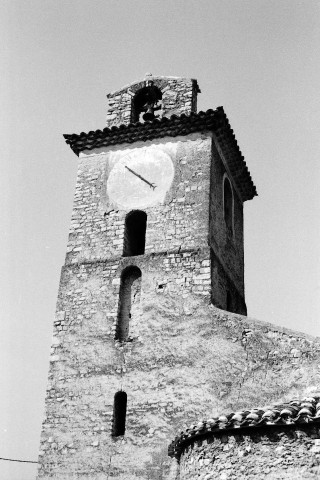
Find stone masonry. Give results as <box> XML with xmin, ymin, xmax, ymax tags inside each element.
<box><xmin>106</xmin><ymin>75</ymin><xmax>200</xmax><ymax>128</ymax></box>
<box><xmin>38</xmin><ymin>287</ymin><xmax>320</xmax><ymax>479</ymax></box>
<box><xmin>178</xmin><ymin>425</ymin><xmax>320</xmax><ymax>479</ymax></box>
<box><xmin>36</xmin><ymin>76</ymin><xmax>267</xmax><ymax>479</ymax></box>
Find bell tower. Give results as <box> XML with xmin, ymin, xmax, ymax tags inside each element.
<box><xmin>37</xmin><ymin>75</ymin><xmax>256</xmax><ymax>479</ymax></box>
<box><xmin>106</xmin><ymin>73</ymin><xmax>199</xmax><ymax>126</ymax></box>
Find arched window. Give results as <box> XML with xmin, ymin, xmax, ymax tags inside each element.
<box><xmin>132</xmin><ymin>83</ymin><xmax>162</xmax><ymax>123</ymax></box>
<box><xmin>112</xmin><ymin>391</ymin><xmax>127</xmax><ymax>437</ymax></box>
<box><xmin>223</xmin><ymin>177</ymin><xmax>233</xmax><ymax>234</ymax></box>
<box><xmin>123</xmin><ymin>210</ymin><xmax>147</xmax><ymax>257</ymax></box>
<box><xmin>116</xmin><ymin>266</ymin><xmax>142</xmax><ymax>342</ymax></box>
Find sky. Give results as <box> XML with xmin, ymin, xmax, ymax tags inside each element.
<box><xmin>1</xmin><ymin>1</ymin><xmax>320</xmax><ymax>478</ymax></box>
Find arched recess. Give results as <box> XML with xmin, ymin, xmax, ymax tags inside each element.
<box><xmin>123</xmin><ymin>210</ymin><xmax>147</xmax><ymax>257</ymax></box>
<box><xmin>223</xmin><ymin>176</ymin><xmax>233</xmax><ymax>234</ymax></box>
<box><xmin>116</xmin><ymin>266</ymin><xmax>142</xmax><ymax>342</ymax></box>
<box><xmin>112</xmin><ymin>391</ymin><xmax>127</xmax><ymax>437</ymax></box>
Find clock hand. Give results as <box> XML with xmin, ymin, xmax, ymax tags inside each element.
<box><xmin>125</xmin><ymin>165</ymin><xmax>156</xmax><ymax>190</ymax></box>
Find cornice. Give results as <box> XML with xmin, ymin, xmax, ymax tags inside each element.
<box><xmin>64</xmin><ymin>108</ymin><xmax>257</xmax><ymax>201</ymax></box>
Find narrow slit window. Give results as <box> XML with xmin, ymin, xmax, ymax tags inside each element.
<box><xmin>223</xmin><ymin>177</ymin><xmax>233</xmax><ymax>233</ymax></box>
<box><xmin>112</xmin><ymin>391</ymin><xmax>127</xmax><ymax>437</ymax></box>
<box><xmin>116</xmin><ymin>266</ymin><xmax>142</xmax><ymax>342</ymax></box>
<box><xmin>123</xmin><ymin>210</ymin><xmax>147</xmax><ymax>257</ymax></box>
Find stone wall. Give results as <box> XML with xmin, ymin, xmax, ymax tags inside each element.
<box><xmin>209</xmin><ymin>138</ymin><xmax>245</xmax><ymax>307</ymax></box>
<box><xmin>65</xmin><ymin>134</ymin><xmax>211</xmax><ymax>265</ymax></box>
<box><xmin>64</xmin><ymin>132</ymin><xmax>245</xmax><ymax>311</ymax></box>
<box><xmin>38</xmin><ymin>283</ymin><xmax>320</xmax><ymax>479</ymax></box>
<box><xmin>179</xmin><ymin>426</ymin><xmax>320</xmax><ymax>479</ymax></box>
<box><xmin>39</xmin><ymin>262</ymin><xmax>320</xmax><ymax>480</ymax></box>
<box><xmin>106</xmin><ymin>76</ymin><xmax>200</xmax><ymax>128</ymax></box>
<box><xmin>210</xmin><ymin>250</ymin><xmax>246</xmax><ymax>315</ymax></box>
<box><xmin>37</xmin><ymin>131</ymin><xmax>278</xmax><ymax>479</ymax></box>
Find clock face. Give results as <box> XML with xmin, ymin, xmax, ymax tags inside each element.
<box><xmin>107</xmin><ymin>146</ymin><xmax>174</xmax><ymax>209</ymax></box>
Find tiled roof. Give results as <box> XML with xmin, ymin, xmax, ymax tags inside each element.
<box><xmin>168</xmin><ymin>396</ymin><xmax>320</xmax><ymax>459</ymax></box>
<box><xmin>63</xmin><ymin>108</ymin><xmax>257</xmax><ymax>201</ymax></box>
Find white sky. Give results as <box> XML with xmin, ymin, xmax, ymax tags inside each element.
<box><xmin>1</xmin><ymin>1</ymin><xmax>319</xmax><ymax>479</ymax></box>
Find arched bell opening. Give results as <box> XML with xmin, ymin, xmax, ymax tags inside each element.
<box><xmin>132</xmin><ymin>83</ymin><xmax>162</xmax><ymax>123</ymax></box>
<box><xmin>123</xmin><ymin>210</ymin><xmax>147</xmax><ymax>257</ymax></box>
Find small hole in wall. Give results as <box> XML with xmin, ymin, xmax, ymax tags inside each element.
<box><xmin>157</xmin><ymin>282</ymin><xmax>167</xmax><ymax>292</ymax></box>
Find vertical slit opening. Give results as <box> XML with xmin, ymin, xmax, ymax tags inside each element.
<box><xmin>112</xmin><ymin>391</ymin><xmax>127</xmax><ymax>437</ymax></box>
<box><xmin>123</xmin><ymin>210</ymin><xmax>147</xmax><ymax>257</ymax></box>
<box><xmin>116</xmin><ymin>266</ymin><xmax>142</xmax><ymax>342</ymax></box>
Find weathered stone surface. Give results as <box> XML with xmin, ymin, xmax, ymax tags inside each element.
<box><xmin>63</xmin><ymin>132</ymin><xmax>245</xmax><ymax>312</ymax></box>
<box><xmin>37</xmin><ymin>117</ymin><xmax>320</xmax><ymax>477</ymax></box>
<box><xmin>65</xmin><ymin>135</ymin><xmax>211</xmax><ymax>264</ymax></box>
<box><xmin>37</xmin><ymin>277</ymin><xmax>320</xmax><ymax>479</ymax></box>
<box><xmin>37</xmin><ymin>77</ymin><xmax>290</xmax><ymax>479</ymax></box>
<box><xmin>106</xmin><ymin>75</ymin><xmax>199</xmax><ymax>127</ymax></box>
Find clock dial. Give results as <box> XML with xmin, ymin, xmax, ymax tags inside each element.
<box><xmin>107</xmin><ymin>146</ymin><xmax>174</xmax><ymax>209</ymax></box>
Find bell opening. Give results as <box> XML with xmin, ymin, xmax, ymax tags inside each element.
<box><xmin>142</xmin><ymin>108</ymin><xmax>156</xmax><ymax>121</ymax></box>
<box><xmin>133</xmin><ymin>83</ymin><xmax>162</xmax><ymax>123</ymax></box>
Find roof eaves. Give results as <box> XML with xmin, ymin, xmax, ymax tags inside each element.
<box><xmin>63</xmin><ymin>108</ymin><xmax>257</xmax><ymax>200</ymax></box>
<box><xmin>168</xmin><ymin>395</ymin><xmax>320</xmax><ymax>459</ymax></box>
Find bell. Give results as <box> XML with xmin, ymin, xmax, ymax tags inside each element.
<box><xmin>143</xmin><ymin>106</ymin><xmax>155</xmax><ymax>121</ymax></box>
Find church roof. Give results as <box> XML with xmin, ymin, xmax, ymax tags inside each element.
<box><xmin>168</xmin><ymin>395</ymin><xmax>320</xmax><ymax>459</ymax></box>
<box><xmin>64</xmin><ymin>107</ymin><xmax>257</xmax><ymax>202</ymax></box>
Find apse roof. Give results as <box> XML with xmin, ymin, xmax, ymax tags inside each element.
<box><xmin>63</xmin><ymin>107</ymin><xmax>257</xmax><ymax>201</ymax></box>
<box><xmin>168</xmin><ymin>395</ymin><xmax>320</xmax><ymax>459</ymax></box>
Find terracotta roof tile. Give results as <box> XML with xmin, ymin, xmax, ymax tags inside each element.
<box><xmin>168</xmin><ymin>395</ymin><xmax>320</xmax><ymax>459</ymax></box>
<box><xmin>64</xmin><ymin>108</ymin><xmax>257</xmax><ymax>201</ymax></box>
